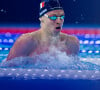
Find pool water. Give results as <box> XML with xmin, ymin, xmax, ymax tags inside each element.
<box><xmin>0</xmin><ymin>33</ymin><xmax>20</xmax><ymax>62</ymax></box>
<box><xmin>0</xmin><ymin>27</ymin><xmax>100</xmax><ymax>90</ymax></box>
<box><xmin>0</xmin><ymin>27</ymin><xmax>100</xmax><ymax>80</ymax></box>
<box><xmin>0</xmin><ymin>33</ymin><xmax>100</xmax><ymax>62</ymax></box>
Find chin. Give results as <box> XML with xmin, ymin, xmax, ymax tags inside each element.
<box><xmin>54</xmin><ymin>29</ymin><xmax>61</xmax><ymax>35</ymax></box>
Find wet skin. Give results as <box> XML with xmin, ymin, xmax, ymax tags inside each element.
<box><xmin>7</xmin><ymin>10</ymin><xmax>79</xmax><ymax>61</ymax></box>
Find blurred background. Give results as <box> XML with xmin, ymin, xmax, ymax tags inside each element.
<box><xmin>0</xmin><ymin>0</ymin><xmax>100</xmax><ymax>25</ymax></box>
<box><xmin>0</xmin><ymin>0</ymin><xmax>100</xmax><ymax>62</ymax></box>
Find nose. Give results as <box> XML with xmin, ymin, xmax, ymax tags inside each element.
<box><xmin>56</xmin><ymin>17</ymin><xmax>64</xmax><ymax>25</ymax></box>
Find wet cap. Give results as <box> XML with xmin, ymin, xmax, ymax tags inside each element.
<box><xmin>39</xmin><ymin>0</ymin><xmax>63</xmax><ymax>17</ymax></box>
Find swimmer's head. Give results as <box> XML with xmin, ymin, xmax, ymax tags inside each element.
<box><xmin>39</xmin><ymin>0</ymin><xmax>64</xmax><ymax>17</ymax></box>
<box><xmin>39</xmin><ymin>0</ymin><xmax>65</xmax><ymax>35</ymax></box>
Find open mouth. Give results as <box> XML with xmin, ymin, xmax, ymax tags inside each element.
<box><xmin>56</xmin><ymin>27</ymin><xmax>61</xmax><ymax>29</ymax></box>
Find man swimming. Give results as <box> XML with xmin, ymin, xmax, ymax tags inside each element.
<box><xmin>7</xmin><ymin>0</ymin><xmax>79</xmax><ymax>61</ymax></box>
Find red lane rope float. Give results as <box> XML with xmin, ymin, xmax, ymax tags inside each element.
<box><xmin>0</xmin><ymin>27</ymin><xmax>100</xmax><ymax>34</ymax></box>
<box><xmin>0</xmin><ymin>27</ymin><xmax>38</xmax><ymax>34</ymax></box>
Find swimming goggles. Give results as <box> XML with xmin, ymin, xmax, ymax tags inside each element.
<box><xmin>44</xmin><ymin>14</ymin><xmax>65</xmax><ymax>20</ymax></box>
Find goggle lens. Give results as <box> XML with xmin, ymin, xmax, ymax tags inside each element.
<box><xmin>49</xmin><ymin>15</ymin><xmax>65</xmax><ymax>20</ymax></box>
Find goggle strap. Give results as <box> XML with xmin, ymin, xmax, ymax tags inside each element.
<box><xmin>44</xmin><ymin>14</ymin><xmax>49</xmax><ymax>18</ymax></box>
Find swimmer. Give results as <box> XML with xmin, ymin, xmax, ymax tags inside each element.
<box><xmin>7</xmin><ymin>0</ymin><xmax>79</xmax><ymax>61</ymax></box>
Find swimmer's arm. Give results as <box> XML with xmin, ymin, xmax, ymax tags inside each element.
<box><xmin>66</xmin><ymin>36</ymin><xmax>80</xmax><ymax>56</ymax></box>
<box><xmin>71</xmin><ymin>36</ymin><xmax>80</xmax><ymax>55</ymax></box>
<box><xmin>7</xmin><ymin>34</ymin><xmax>36</xmax><ymax>61</ymax></box>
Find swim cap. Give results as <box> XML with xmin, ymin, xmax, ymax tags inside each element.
<box><xmin>39</xmin><ymin>0</ymin><xmax>63</xmax><ymax>17</ymax></box>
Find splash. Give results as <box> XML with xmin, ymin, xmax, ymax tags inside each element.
<box><xmin>0</xmin><ymin>46</ymin><xmax>100</xmax><ymax>70</ymax></box>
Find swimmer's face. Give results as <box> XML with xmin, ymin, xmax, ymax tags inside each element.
<box><xmin>40</xmin><ymin>10</ymin><xmax>65</xmax><ymax>34</ymax></box>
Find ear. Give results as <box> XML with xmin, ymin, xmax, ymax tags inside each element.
<box><xmin>39</xmin><ymin>17</ymin><xmax>42</xmax><ymax>21</ymax></box>
<box><xmin>39</xmin><ymin>17</ymin><xmax>44</xmax><ymax>23</ymax></box>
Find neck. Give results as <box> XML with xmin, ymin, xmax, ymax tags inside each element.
<box><xmin>40</xmin><ymin>28</ymin><xmax>60</xmax><ymax>45</ymax></box>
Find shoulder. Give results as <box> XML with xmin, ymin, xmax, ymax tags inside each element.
<box><xmin>60</xmin><ymin>32</ymin><xmax>79</xmax><ymax>47</ymax></box>
<box><xmin>12</xmin><ymin>31</ymin><xmax>39</xmax><ymax>51</ymax></box>
<box><xmin>15</xmin><ymin>33</ymin><xmax>32</xmax><ymax>47</ymax></box>
<box><xmin>17</xmin><ymin>31</ymin><xmax>39</xmax><ymax>44</ymax></box>
<box><xmin>60</xmin><ymin>33</ymin><xmax>68</xmax><ymax>41</ymax></box>
<box><xmin>67</xmin><ymin>35</ymin><xmax>79</xmax><ymax>44</ymax></box>
<box><xmin>60</xmin><ymin>32</ymin><xmax>79</xmax><ymax>55</ymax></box>
<box><xmin>67</xmin><ymin>35</ymin><xmax>79</xmax><ymax>55</ymax></box>
<box><xmin>6</xmin><ymin>31</ymin><xmax>39</xmax><ymax>60</ymax></box>
<box><xmin>60</xmin><ymin>32</ymin><xmax>79</xmax><ymax>42</ymax></box>
<box><xmin>65</xmin><ymin>34</ymin><xmax>79</xmax><ymax>49</ymax></box>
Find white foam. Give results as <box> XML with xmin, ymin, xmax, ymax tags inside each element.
<box><xmin>0</xmin><ymin>49</ymin><xmax>100</xmax><ymax>80</ymax></box>
<box><xmin>0</xmin><ymin>46</ymin><xmax>100</xmax><ymax>70</ymax></box>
